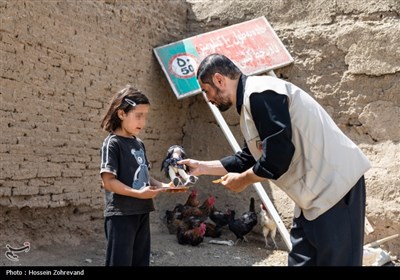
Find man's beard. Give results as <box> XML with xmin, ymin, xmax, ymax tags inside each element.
<box><xmin>217</xmin><ymin>102</ymin><xmax>231</xmax><ymax>112</ymax></box>
<box><xmin>215</xmin><ymin>88</ymin><xmax>232</xmax><ymax>112</ymax></box>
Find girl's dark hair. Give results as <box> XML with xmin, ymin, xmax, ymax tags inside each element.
<box><xmin>196</xmin><ymin>53</ymin><xmax>242</xmax><ymax>87</ymax></box>
<box><xmin>100</xmin><ymin>85</ymin><xmax>150</xmax><ymax>132</ymax></box>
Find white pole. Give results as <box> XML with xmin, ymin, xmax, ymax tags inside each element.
<box><xmin>202</xmin><ymin>91</ymin><xmax>292</xmax><ymax>251</ymax></box>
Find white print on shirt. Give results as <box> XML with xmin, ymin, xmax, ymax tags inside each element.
<box><xmin>131</xmin><ymin>148</ymin><xmax>149</xmax><ymax>190</ymax></box>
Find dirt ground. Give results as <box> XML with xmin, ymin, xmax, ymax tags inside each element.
<box><xmin>1</xmin><ymin>205</ymin><xmax>397</xmax><ymax>268</ymax></box>
<box><xmin>1</xmin><ymin>229</ymin><xmax>288</xmax><ymax>267</ymax></box>
<box><xmin>2</xmin><ymin>229</ymin><xmax>399</xmax><ymax>268</ymax></box>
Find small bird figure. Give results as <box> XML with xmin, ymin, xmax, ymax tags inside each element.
<box><xmin>161</xmin><ymin>145</ymin><xmax>198</xmax><ymax>187</ymax></box>
<box><xmin>259</xmin><ymin>202</ymin><xmax>277</xmax><ymax>249</ymax></box>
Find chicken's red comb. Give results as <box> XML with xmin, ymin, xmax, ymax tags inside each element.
<box><xmin>208</xmin><ymin>196</ymin><xmax>216</xmax><ymax>205</ymax></box>
<box><xmin>199</xmin><ymin>223</ymin><xmax>207</xmax><ymax>235</ymax></box>
<box><xmin>260</xmin><ymin>203</ymin><xmax>267</xmax><ymax>211</ymax></box>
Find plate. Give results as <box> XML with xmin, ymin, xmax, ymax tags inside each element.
<box><xmin>162</xmin><ymin>186</ymin><xmax>190</xmax><ymax>192</ymax></box>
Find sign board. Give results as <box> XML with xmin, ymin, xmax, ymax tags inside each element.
<box><xmin>153</xmin><ymin>16</ymin><xmax>293</xmax><ymax>99</ymax></box>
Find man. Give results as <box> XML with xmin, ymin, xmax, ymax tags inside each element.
<box><xmin>179</xmin><ymin>53</ymin><xmax>371</xmax><ymax>266</ymax></box>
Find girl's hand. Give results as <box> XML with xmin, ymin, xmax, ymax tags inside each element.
<box><xmin>138</xmin><ymin>186</ymin><xmax>164</xmax><ymax>199</ymax></box>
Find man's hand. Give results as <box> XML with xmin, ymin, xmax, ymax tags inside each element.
<box><xmin>218</xmin><ymin>173</ymin><xmax>249</xmax><ymax>193</ymax></box>
<box><xmin>178</xmin><ymin>159</ymin><xmax>202</xmax><ymax>176</ymax></box>
<box><xmin>218</xmin><ymin>169</ymin><xmax>265</xmax><ymax>193</ymax></box>
<box><xmin>178</xmin><ymin>159</ymin><xmax>227</xmax><ymax>177</ymax></box>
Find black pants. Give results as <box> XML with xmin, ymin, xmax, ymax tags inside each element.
<box><xmin>104</xmin><ymin>214</ymin><xmax>151</xmax><ymax>266</ymax></box>
<box><xmin>288</xmin><ymin>176</ymin><xmax>366</xmax><ymax>266</ymax></box>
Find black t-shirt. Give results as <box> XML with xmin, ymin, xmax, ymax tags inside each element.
<box><xmin>100</xmin><ymin>134</ymin><xmax>155</xmax><ymax>217</ymax></box>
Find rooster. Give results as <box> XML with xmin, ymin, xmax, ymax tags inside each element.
<box><xmin>181</xmin><ymin>196</ymin><xmax>215</xmax><ymax>222</ymax></box>
<box><xmin>260</xmin><ymin>203</ymin><xmax>277</xmax><ymax>249</ymax></box>
<box><xmin>176</xmin><ymin>216</ymin><xmax>206</xmax><ymax>246</ymax></box>
<box><xmin>205</xmin><ymin>205</ymin><xmax>234</xmax><ymax>238</ymax></box>
<box><xmin>228</xmin><ymin>197</ymin><xmax>258</xmax><ymax>244</ymax></box>
<box><xmin>184</xmin><ymin>189</ymin><xmax>200</xmax><ymax>208</ymax></box>
<box><xmin>163</xmin><ymin>192</ymin><xmax>207</xmax><ymax>234</ymax></box>
<box><xmin>209</xmin><ymin>207</ymin><xmax>233</xmax><ymax>228</ymax></box>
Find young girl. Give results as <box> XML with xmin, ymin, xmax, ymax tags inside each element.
<box><xmin>99</xmin><ymin>85</ymin><xmax>168</xmax><ymax>266</ymax></box>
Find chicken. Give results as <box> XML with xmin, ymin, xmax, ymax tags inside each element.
<box><xmin>176</xmin><ymin>216</ymin><xmax>206</xmax><ymax>246</ymax></box>
<box><xmin>164</xmin><ymin>203</ymin><xmax>184</xmax><ymax>234</ymax></box>
<box><xmin>260</xmin><ymin>203</ymin><xmax>277</xmax><ymax>249</ymax></box>
<box><xmin>209</xmin><ymin>207</ymin><xmax>233</xmax><ymax>228</ymax></box>
<box><xmin>205</xmin><ymin>205</ymin><xmax>234</xmax><ymax>238</ymax></box>
<box><xmin>228</xmin><ymin>197</ymin><xmax>258</xmax><ymax>244</ymax></box>
<box><xmin>184</xmin><ymin>189</ymin><xmax>200</xmax><ymax>208</ymax></box>
<box><xmin>163</xmin><ymin>192</ymin><xmax>206</xmax><ymax>234</ymax></box>
<box><xmin>181</xmin><ymin>196</ymin><xmax>215</xmax><ymax>222</ymax></box>
<box><xmin>204</xmin><ymin>222</ymin><xmax>223</xmax><ymax>238</ymax></box>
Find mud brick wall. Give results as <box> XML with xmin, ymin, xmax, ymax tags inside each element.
<box><xmin>0</xmin><ymin>0</ymin><xmax>189</xmax><ymax>210</ymax></box>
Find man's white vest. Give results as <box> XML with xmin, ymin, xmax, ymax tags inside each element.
<box><xmin>240</xmin><ymin>76</ymin><xmax>371</xmax><ymax>220</ymax></box>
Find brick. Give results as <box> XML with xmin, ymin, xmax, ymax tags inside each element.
<box><xmin>0</xmin><ymin>187</ymin><xmax>12</xmax><ymax>197</ymax></box>
<box><xmin>37</xmin><ymin>164</ymin><xmax>62</xmax><ymax>178</ymax></box>
<box><xmin>12</xmin><ymin>185</ymin><xmax>39</xmax><ymax>196</ymax></box>
<box><xmin>38</xmin><ymin>185</ymin><xmax>64</xmax><ymax>195</ymax></box>
<box><xmin>62</xmin><ymin>169</ymin><xmax>83</xmax><ymax>178</ymax></box>
<box><xmin>9</xmin><ymin>194</ymin><xmax>51</xmax><ymax>208</ymax></box>
<box><xmin>84</xmin><ymin>100</ymin><xmax>102</xmax><ymax>109</ymax></box>
<box><xmin>29</xmin><ymin>178</ymin><xmax>52</xmax><ymax>188</ymax></box>
<box><xmin>12</xmin><ymin>168</ymin><xmax>38</xmax><ymax>180</ymax></box>
<box><xmin>0</xmin><ymin>197</ymin><xmax>11</xmax><ymax>206</ymax></box>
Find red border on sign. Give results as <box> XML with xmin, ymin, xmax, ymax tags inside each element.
<box><xmin>168</xmin><ymin>53</ymin><xmax>199</xmax><ymax>79</ymax></box>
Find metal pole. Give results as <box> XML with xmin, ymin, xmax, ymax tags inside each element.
<box><xmin>203</xmin><ymin>92</ymin><xmax>292</xmax><ymax>251</ymax></box>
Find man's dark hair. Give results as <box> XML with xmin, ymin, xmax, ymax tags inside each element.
<box><xmin>196</xmin><ymin>53</ymin><xmax>241</xmax><ymax>87</ymax></box>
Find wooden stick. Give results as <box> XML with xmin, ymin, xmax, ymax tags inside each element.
<box><xmin>364</xmin><ymin>233</ymin><xmax>399</xmax><ymax>248</ymax></box>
